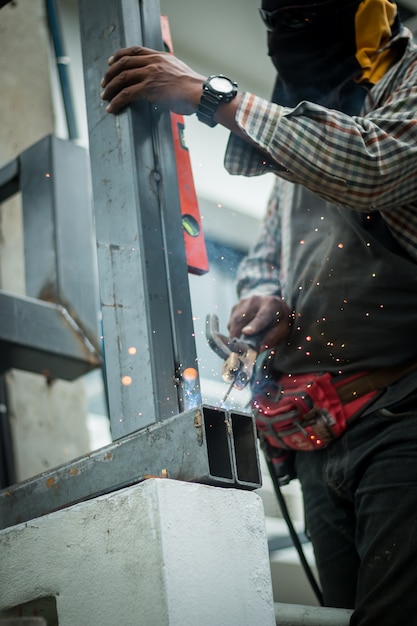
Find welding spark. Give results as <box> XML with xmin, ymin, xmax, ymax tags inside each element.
<box><xmin>183</xmin><ymin>367</ymin><xmax>198</xmax><ymax>383</ymax></box>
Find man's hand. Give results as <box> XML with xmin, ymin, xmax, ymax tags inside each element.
<box><xmin>100</xmin><ymin>46</ymin><xmax>205</xmax><ymax>115</ymax></box>
<box><xmin>228</xmin><ymin>295</ymin><xmax>293</xmax><ymax>352</ymax></box>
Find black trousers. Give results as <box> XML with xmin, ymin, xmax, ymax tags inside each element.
<box><xmin>295</xmin><ymin>403</ymin><xmax>417</xmax><ymax>625</ymax></box>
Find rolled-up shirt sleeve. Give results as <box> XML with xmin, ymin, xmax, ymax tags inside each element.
<box><xmin>224</xmin><ymin>67</ymin><xmax>417</xmax><ymax>214</ymax></box>
<box><xmin>224</xmin><ymin>47</ymin><xmax>417</xmax><ymax>263</ymax></box>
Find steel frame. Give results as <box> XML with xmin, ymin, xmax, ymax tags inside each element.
<box><xmin>79</xmin><ymin>0</ymin><xmax>202</xmax><ymax>439</ymax></box>
<box><xmin>0</xmin><ymin>0</ymin><xmax>261</xmax><ymax>530</ymax></box>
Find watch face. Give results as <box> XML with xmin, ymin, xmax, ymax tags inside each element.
<box><xmin>209</xmin><ymin>76</ymin><xmax>235</xmax><ymax>94</ymax></box>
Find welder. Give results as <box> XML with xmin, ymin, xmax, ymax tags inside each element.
<box><xmin>100</xmin><ymin>1</ymin><xmax>417</xmax><ymax>623</ymax></box>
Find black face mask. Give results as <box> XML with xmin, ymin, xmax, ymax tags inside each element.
<box><xmin>262</xmin><ymin>0</ymin><xmax>369</xmax><ymax>114</ymax></box>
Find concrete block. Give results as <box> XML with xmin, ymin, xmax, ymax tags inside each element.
<box><xmin>0</xmin><ymin>479</ymin><xmax>275</xmax><ymax>626</ymax></box>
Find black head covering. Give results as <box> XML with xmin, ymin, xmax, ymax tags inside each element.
<box><xmin>262</xmin><ymin>0</ymin><xmax>402</xmax><ymax>114</ymax></box>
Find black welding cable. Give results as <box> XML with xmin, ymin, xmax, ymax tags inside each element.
<box><xmin>265</xmin><ymin>456</ymin><xmax>324</xmax><ymax>607</ymax></box>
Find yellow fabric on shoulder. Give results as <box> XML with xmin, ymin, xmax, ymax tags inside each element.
<box><xmin>355</xmin><ymin>0</ymin><xmax>398</xmax><ymax>85</ymax></box>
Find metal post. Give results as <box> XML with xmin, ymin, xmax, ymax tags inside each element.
<box><xmin>78</xmin><ymin>0</ymin><xmax>200</xmax><ymax>440</ymax></box>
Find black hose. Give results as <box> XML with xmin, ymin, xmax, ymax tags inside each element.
<box><xmin>266</xmin><ymin>456</ymin><xmax>324</xmax><ymax>607</ymax></box>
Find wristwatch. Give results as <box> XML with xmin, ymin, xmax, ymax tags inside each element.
<box><xmin>196</xmin><ymin>75</ymin><xmax>238</xmax><ymax>128</ymax></box>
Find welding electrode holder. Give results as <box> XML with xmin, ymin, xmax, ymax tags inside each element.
<box><xmin>205</xmin><ymin>313</ymin><xmax>259</xmax><ymax>393</ymax></box>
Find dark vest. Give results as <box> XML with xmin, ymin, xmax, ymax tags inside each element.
<box><xmin>275</xmin><ymin>184</ymin><xmax>417</xmax><ymax>380</ymax></box>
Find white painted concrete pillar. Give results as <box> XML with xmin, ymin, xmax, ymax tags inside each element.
<box><xmin>0</xmin><ymin>479</ymin><xmax>276</xmax><ymax>626</ymax></box>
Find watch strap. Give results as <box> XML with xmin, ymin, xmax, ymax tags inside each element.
<box><xmin>197</xmin><ymin>75</ymin><xmax>238</xmax><ymax>128</ymax></box>
<box><xmin>197</xmin><ymin>90</ymin><xmax>223</xmax><ymax>128</ymax></box>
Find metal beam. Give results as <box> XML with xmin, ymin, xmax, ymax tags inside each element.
<box><xmin>0</xmin><ymin>292</ymin><xmax>101</xmax><ymax>380</ymax></box>
<box><xmin>78</xmin><ymin>0</ymin><xmax>200</xmax><ymax>439</ymax></box>
<box><xmin>0</xmin><ymin>405</ymin><xmax>261</xmax><ymax>530</ymax></box>
<box><xmin>20</xmin><ymin>135</ymin><xmax>100</xmax><ymax>346</ymax></box>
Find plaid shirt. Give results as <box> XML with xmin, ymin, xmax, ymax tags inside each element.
<box><xmin>225</xmin><ymin>32</ymin><xmax>417</xmax><ymax>299</ymax></box>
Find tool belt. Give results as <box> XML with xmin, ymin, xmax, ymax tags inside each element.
<box><xmin>252</xmin><ymin>350</ymin><xmax>417</xmax><ymax>453</ymax></box>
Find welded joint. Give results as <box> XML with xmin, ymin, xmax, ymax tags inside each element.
<box><xmin>194</xmin><ymin>408</ymin><xmax>204</xmax><ymax>446</ymax></box>
<box><xmin>58</xmin><ymin>304</ymin><xmax>101</xmax><ymax>362</ymax></box>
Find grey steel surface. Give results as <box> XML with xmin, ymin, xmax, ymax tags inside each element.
<box><xmin>79</xmin><ymin>0</ymin><xmax>199</xmax><ymax>439</ymax></box>
<box><xmin>0</xmin><ymin>292</ymin><xmax>101</xmax><ymax>380</ymax></box>
<box><xmin>0</xmin><ymin>405</ymin><xmax>261</xmax><ymax>530</ymax></box>
<box><xmin>20</xmin><ymin>135</ymin><xmax>100</xmax><ymax>346</ymax></box>
<box><xmin>229</xmin><ymin>410</ymin><xmax>262</xmax><ymax>487</ymax></box>
<box><xmin>203</xmin><ymin>406</ymin><xmax>261</xmax><ymax>489</ymax></box>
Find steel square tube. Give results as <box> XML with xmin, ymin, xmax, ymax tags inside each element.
<box><xmin>229</xmin><ymin>411</ymin><xmax>262</xmax><ymax>488</ymax></box>
<box><xmin>202</xmin><ymin>406</ymin><xmax>235</xmax><ymax>482</ymax></box>
<box><xmin>20</xmin><ymin>135</ymin><xmax>100</xmax><ymax>347</ymax></box>
<box><xmin>0</xmin><ymin>405</ymin><xmax>259</xmax><ymax>530</ymax></box>
<box><xmin>0</xmin><ymin>292</ymin><xmax>101</xmax><ymax>380</ymax></box>
<box><xmin>79</xmin><ymin>0</ymin><xmax>200</xmax><ymax>438</ymax></box>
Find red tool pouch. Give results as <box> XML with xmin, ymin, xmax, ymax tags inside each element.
<box><xmin>252</xmin><ymin>359</ymin><xmax>379</xmax><ymax>451</ymax></box>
